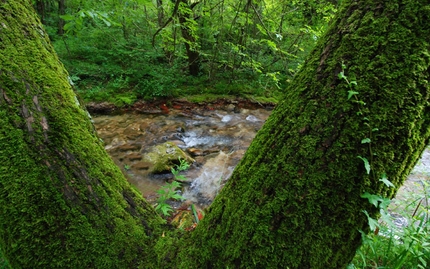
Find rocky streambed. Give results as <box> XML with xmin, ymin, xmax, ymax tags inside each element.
<box><xmin>91</xmin><ymin>99</ymin><xmax>273</xmax><ymax>205</ymax></box>
<box><xmin>90</xmin><ymin>100</ymin><xmax>429</xmax><ymax>213</ymax></box>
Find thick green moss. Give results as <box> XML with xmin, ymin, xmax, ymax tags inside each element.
<box><xmin>178</xmin><ymin>1</ymin><xmax>430</xmax><ymax>268</ymax></box>
<box><xmin>0</xmin><ymin>1</ymin><xmax>166</xmax><ymax>268</ymax></box>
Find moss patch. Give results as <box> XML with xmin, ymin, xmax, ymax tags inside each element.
<box><xmin>143</xmin><ymin>142</ymin><xmax>194</xmax><ymax>173</ymax></box>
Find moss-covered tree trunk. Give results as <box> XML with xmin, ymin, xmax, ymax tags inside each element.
<box><xmin>0</xmin><ymin>1</ymin><xmax>166</xmax><ymax>268</ymax></box>
<box><xmin>178</xmin><ymin>0</ymin><xmax>430</xmax><ymax>268</ymax></box>
<box><xmin>1</xmin><ymin>0</ymin><xmax>430</xmax><ymax>268</ymax></box>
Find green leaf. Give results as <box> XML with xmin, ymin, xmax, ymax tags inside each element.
<box><xmin>361</xmin><ymin>138</ymin><xmax>371</xmax><ymax>144</ymax></box>
<box><xmin>101</xmin><ymin>18</ymin><xmax>112</xmax><ymax>27</ymax></box>
<box><xmin>63</xmin><ymin>22</ymin><xmax>73</xmax><ymax>31</ymax></box>
<box><xmin>156</xmin><ymin>189</ymin><xmax>166</xmax><ymax>195</ymax></box>
<box><xmin>191</xmin><ymin>204</ymin><xmax>200</xmax><ymax>223</ymax></box>
<box><xmin>60</xmin><ymin>14</ymin><xmax>75</xmax><ymax>21</ymax></box>
<box><xmin>75</xmin><ymin>18</ymin><xmax>83</xmax><ymax>29</ymax></box>
<box><xmin>155</xmin><ymin>203</ymin><xmax>173</xmax><ymax>216</ymax></box>
<box><xmin>171</xmin><ymin>193</ymin><xmax>183</xmax><ymax>200</ymax></box>
<box><xmin>379</xmin><ymin>173</ymin><xmax>395</xmax><ymax>188</ymax></box>
<box><xmin>175</xmin><ymin>175</ymin><xmax>187</xmax><ymax>181</ymax></box>
<box><xmin>85</xmin><ymin>11</ymin><xmax>95</xmax><ymax>19</ymax></box>
<box><xmin>347</xmin><ymin>90</ymin><xmax>359</xmax><ymax>100</ymax></box>
<box><xmin>341</xmin><ymin>62</ymin><xmax>346</xmax><ymax>70</ymax></box>
<box><xmin>350</xmin><ymin>81</ymin><xmax>357</xmax><ymax>86</ymax></box>
<box><xmin>160</xmin><ymin>205</ymin><xmax>173</xmax><ymax>216</ymax></box>
<box><xmin>357</xmin><ymin>156</ymin><xmax>370</xmax><ymax>174</ymax></box>
<box><xmin>338</xmin><ymin>72</ymin><xmax>346</xmax><ymax>79</ymax></box>
<box><xmin>170</xmin><ymin>181</ymin><xmax>182</xmax><ymax>189</ymax></box>
<box><xmin>362</xmin><ymin>210</ymin><xmax>379</xmax><ymax>231</ymax></box>
<box><xmin>361</xmin><ymin>192</ymin><xmax>382</xmax><ymax>208</ymax></box>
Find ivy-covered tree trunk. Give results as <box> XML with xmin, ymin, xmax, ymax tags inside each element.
<box><xmin>177</xmin><ymin>0</ymin><xmax>430</xmax><ymax>268</ymax></box>
<box><xmin>1</xmin><ymin>0</ymin><xmax>430</xmax><ymax>269</ymax></box>
<box><xmin>0</xmin><ymin>1</ymin><xmax>166</xmax><ymax>268</ymax></box>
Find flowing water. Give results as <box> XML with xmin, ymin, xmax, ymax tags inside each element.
<box><xmin>92</xmin><ymin>105</ymin><xmax>430</xmax><ymax>211</ymax></box>
<box><xmin>92</xmin><ymin>105</ymin><xmax>272</xmax><ymax>205</ymax></box>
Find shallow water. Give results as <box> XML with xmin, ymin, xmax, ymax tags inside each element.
<box><xmin>93</xmin><ymin>107</ymin><xmax>430</xmax><ymax>209</ymax></box>
<box><xmin>93</xmin><ymin>106</ymin><xmax>272</xmax><ymax>204</ymax></box>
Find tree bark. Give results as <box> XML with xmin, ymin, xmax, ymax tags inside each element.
<box><xmin>1</xmin><ymin>0</ymin><xmax>430</xmax><ymax>268</ymax></box>
<box><xmin>157</xmin><ymin>0</ymin><xmax>165</xmax><ymax>28</ymax></box>
<box><xmin>35</xmin><ymin>0</ymin><xmax>45</xmax><ymax>24</ymax></box>
<box><xmin>177</xmin><ymin>0</ymin><xmax>430</xmax><ymax>268</ymax></box>
<box><xmin>177</xmin><ymin>0</ymin><xmax>201</xmax><ymax>76</ymax></box>
<box><xmin>57</xmin><ymin>0</ymin><xmax>66</xmax><ymax>36</ymax></box>
<box><xmin>0</xmin><ymin>1</ymin><xmax>165</xmax><ymax>268</ymax></box>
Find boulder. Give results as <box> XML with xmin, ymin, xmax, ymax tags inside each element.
<box><xmin>143</xmin><ymin>142</ymin><xmax>194</xmax><ymax>173</ymax></box>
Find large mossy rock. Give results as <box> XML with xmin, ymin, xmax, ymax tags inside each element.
<box><xmin>143</xmin><ymin>142</ymin><xmax>194</xmax><ymax>173</ymax></box>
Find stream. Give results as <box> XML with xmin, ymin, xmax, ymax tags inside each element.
<box><xmin>92</xmin><ymin>102</ymin><xmax>272</xmax><ymax>206</ymax></box>
<box><xmin>92</xmin><ymin>103</ymin><xmax>430</xmax><ymax>214</ymax></box>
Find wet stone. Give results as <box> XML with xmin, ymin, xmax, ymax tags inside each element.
<box><xmin>131</xmin><ymin>162</ymin><xmax>151</xmax><ymax>170</ymax></box>
<box><xmin>126</xmin><ymin>153</ymin><xmax>142</xmax><ymax>161</ymax></box>
<box><xmin>123</xmin><ymin>125</ymin><xmax>143</xmax><ymax>140</ymax></box>
<box><xmin>117</xmin><ymin>144</ymin><xmax>140</xmax><ymax>152</ymax></box>
<box><xmin>187</xmin><ymin>148</ymin><xmax>203</xmax><ymax>156</ymax></box>
<box><xmin>170</xmin><ymin>140</ymin><xmax>186</xmax><ymax>147</ymax></box>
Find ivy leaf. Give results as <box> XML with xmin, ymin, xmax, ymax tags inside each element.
<box><xmin>379</xmin><ymin>198</ymin><xmax>391</xmax><ymax>211</ymax></box>
<box><xmin>338</xmin><ymin>71</ymin><xmax>346</xmax><ymax>80</ymax></box>
<box><xmin>361</xmin><ymin>138</ymin><xmax>371</xmax><ymax>144</ymax></box>
<box><xmin>347</xmin><ymin>90</ymin><xmax>359</xmax><ymax>100</ymax></box>
<box><xmin>357</xmin><ymin>156</ymin><xmax>371</xmax><ymax>174</ymax></box>
<box><xmin>379</xmin><ymin>173</ymin><xmax>395</xmax><ymax>188</ymax></box>
<box><xmin>362</xmin><ymin>210</ymin><xmax>379</xmax><ymax>232</ymax></box>
<box><xmin>361</xmin><ymin>192</ymin><xmax>382</xmax><ymax>208</ymax></box>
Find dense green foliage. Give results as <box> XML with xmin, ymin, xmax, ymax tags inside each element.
<box><xmin>34</xmin><ymin>0</ymin><xmax>338</xmax><ymax>103</ymax></box>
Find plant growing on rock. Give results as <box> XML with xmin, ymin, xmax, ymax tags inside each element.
<box><xmin>154</xmin><ymin>158</ymin><xmax>190</xmax><ymax>216</ymax></box>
